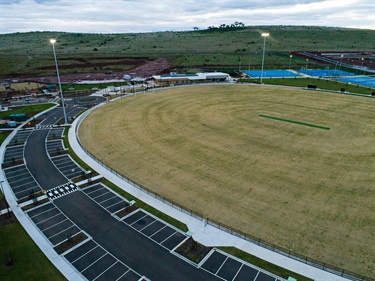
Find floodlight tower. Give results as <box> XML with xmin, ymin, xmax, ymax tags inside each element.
<box><xmin>289</xmin><ymin>54</ymin><xmax>293</xmax><ymax>70</ymax></box>
<box><xmin>50</xmin><ymin>39</ymin><xmax>68</xmax><ymax>125</ymax></box>
<box><xmin>260</xmin><ymin>32</ymin><xmax>269</xmax><ymax>84</ymax></box>
<box><xmin>339</xmin><ymin>54</ymin><xmax>344</xmax><ymax>72</ymax></box>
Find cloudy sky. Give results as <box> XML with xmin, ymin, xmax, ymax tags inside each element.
<box><xmin>1</xmin><ymin>0</ymin><xmax>374</xmax><ymax>34</ymax></box>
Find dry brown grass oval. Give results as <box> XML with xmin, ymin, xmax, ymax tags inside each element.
<box><xmin>79</xmin><ymin>85</ymin><xmax>375</xmax><ymax>276</ymax></box>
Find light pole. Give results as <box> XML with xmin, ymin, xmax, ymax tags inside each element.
<box><xmin>305</xmin><ymin>59</ymin><xmax>309</xmax><ymax>70</ymax></box>
<box><xmin>361</xmin><ymin>58</ymin><xmax>365</xmax><ymax>75</ymax></box>
<box><xmin>289</xmin><ymin>54</ymin><xmax>293</xmax><ymax>69</ymax></box>
<box><xmin>260</xmin><ymin>32</ymin><xmax>269</xmax><ymax>84</ymax></box>
<box><xmin>339</xmin><ymin>54</ymin><xmax>344</xmax><ymax>72</ymax></box>
<box><xmin>50</xmin><ymin>39</ymin><xmax>68</xmax><ymax>125</ymax></box>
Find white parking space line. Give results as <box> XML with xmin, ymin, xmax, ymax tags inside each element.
<box><xmin>149</xmin><ymin>225</ymin><xmax>168</xmax><ymax>238</ymax></box>
<box><xmin>115</xmin><ymin>270</ymin><xmax>131</xmax><ymax>281</ymax></box>
<box><xmin>92</xmin><ymin>261</ymin><xmax>118</xmax><ymax>281</ymax></box>
<box><xmin>129</xmin><ymin>214</ymin><xmax>148</xmax><ymax>226</ymax></box>
<box><xmin>160</xmin><ymin>232</ymin><xmax>177</xmax><ymax>245</ymax></box>
<box><xmin>139</xmin><ymin>219</ymin><xmax>157</xmax><ymax>232</ymax></box>
<box><xmin>28</xmin><ymin>206</ymin><xmax>55</xmax><ymax>218</ymax></box>
<box><xmin>91</xmin><ymin>191</ymin><xmax>111</xmax><ymax>200</ymax></box>
<box><xmin>105</xmin><ymin>200</ymin><xmax>124</xmax><ymax>210</ymax></box>
<box><xmin>84</xmin><ymin>187</ymin><xmax>105</xmax><ymax>195</ymax></box>
<box><xmin>14</xmin><ymin>186</ymin><xmax>39</xmax><ymax>195</ymax></box>
<box><xmin>12</xmin><ymin>181</ymin><xmax>37</xmax><ymax>190</ymax></box>
<box><xmin>48</xmin><ymin>225</ymin><xmax>76</xmax><ymax>239</ymax></box>
<box><xmin>215</xmin><ymin>256</ymin><xmax>228</xmax><ymax>275</ymax></box>
<box><xmin>40</xmin><ymin>218</ymin><xmax>69</xmax><ymax>232</ymax></box>
<box><xmin>80</xmin><ymin>253</ymin><xmax>107</xmax><ymax>273</ymax></box>
<box><xmin>8</xmin><ymin>176</ymin><xmax>34</xmax><ymax>184</ymax></box>
<box><xmin>232</xmin><ymin>263</ymin><xmax>244</xmax><ymax>281</ymax></box>
<box><xmin>71</xmin><ymin>245</ymin><xmax>100</xmax><ymax>264</ymax></box>
<box><xmin>97</xmin><ymin>194</ymin><xmax>118</xmax><ymax>204</ymax></box>
<box><xmin>35</xmin><ymin>212</ymin><xmax>63</xmax><ymax>225</ymax></box>
<box><xmin>4</xmin><ymin>169</ymin><xmax>29</xmax><ymax>177</ymax></box>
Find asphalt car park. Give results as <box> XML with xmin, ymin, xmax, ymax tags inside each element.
<box><xmin>50</xmin><ymin>154</ymin><xmax>85</xmax><ymax>180</ymax></box>
<box><xmin>4</xmin><ymin>164</ymin><xmax>41</xmax><ymax>200</ymax></box>
<box><xmin>48</xmin><ymin>127</ymin><xmax>65</xmax><ymax>139</ymax></box>
<box><xmin>7</xmin><ymin>130</ymin><xmax>31</xmax><ymax>146</ymax></box>
<box><xmin>123</xmin><ymin>209</ymin><xmax>188</xmax><ymax>251</ymax></box>
<box><xmin>27</xmin><ymin>202</ymin><xmax>82</xmax><ymax>246</ymax></box>
<box><xmin>201</xmin><ymin>249</ymin><xmax>282</xmax><ymax>281</ymax></box>
<box><xmin>46</xmin><ymin>139</ymin><xmax>66</xmax><ymax>154</ymax></box>
<box><xmin>3</xmin><ymin>145</ymin><xmax>24</xmax><ymax>163</ymax></box>
<box><xmin>63</xmin><ymin>239</ymin><xmax>142</xmax><ymax>281</ymax></box>
<box><xmin>82</xmin><ymin>183</ymin><xmax>129</xmax><ymax>214</ymax></box>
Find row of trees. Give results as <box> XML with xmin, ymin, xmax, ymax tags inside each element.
<box><xmin>194</xmin><ymin>22</ymin><xmax>246</xmax><ymax>31</ymax></box>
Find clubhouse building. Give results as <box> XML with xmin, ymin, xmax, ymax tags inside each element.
<box><xmin>152</xmin><ymin>72</ymin><xmax>231</xmax><ymax>86</ymax></box>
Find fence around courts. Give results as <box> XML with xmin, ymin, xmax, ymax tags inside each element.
<box><xmin>336</xmin><ymin>76</ymin><xmax>375</xmax><ymax>88</ymax></box>
<box><xmin>74</xmin><ymin>86</ymin><xmax>374</xmax><ymax>281</ymax></box>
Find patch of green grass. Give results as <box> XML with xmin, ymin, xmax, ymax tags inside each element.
<box><xmin>0</xmin><ymin>221</ymin><xmax>66</xmax><ymax>281</ymax></box>
<box><xmin>0</xmin><ymin>132</ymin><xmax>10</xmax><ymax>145</ymax></box>
<box><xmin>62</xmin><ymin>82</ymin><xmax>128</xmax><ymax>91</ymax></box>
<box><xmin>219</xmin><ymin>247</ymin><xmax>313</xmax><ymax>281</ymax></box>
<box><xmin>102</xmin><ymin>179</ymin><xmax>188</xmax><ymax>232</ymax></box>
<box><xmin>259</xmin><ymin>114</ymin><xmax>330</xmax><ymax>130</ymax></box>
<box><xmin>0</xmin><ymin>103</ymin><xmax>55</xmax><ymax>119</ymax></box>
<box><xmin>63</xmin><ymin>127</ymin><xmax>92</xmax><ymax>172</ymax></box>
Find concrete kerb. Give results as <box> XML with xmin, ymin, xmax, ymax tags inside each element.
<box><xmin>69</xmin><ymin>91</ymin><xmax>352</xmax><ymax>281</ymax></box>
<box><xmin>0</xmin><ymin>108</ymin><xmax>84</xmax><ymax>281</ymax></box>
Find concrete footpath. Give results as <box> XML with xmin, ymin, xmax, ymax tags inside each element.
<box><xmin>69</xmin><ymin>102</ymin><xmax>350</xmax><ymax>281</ymax></box>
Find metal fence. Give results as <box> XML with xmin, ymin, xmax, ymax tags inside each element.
<box><xmin>74</xmin><ymin>89</ymin><xmax>374</xmax><ymax>281</ymax></box>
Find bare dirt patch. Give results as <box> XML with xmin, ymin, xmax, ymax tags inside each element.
<box><xmin>79</xmin><ymin>85</ymin><xmax>375</xmax><ymax>276</ymax></box>
<box><xmin>4</xmin><ymin>57</ymin><xmax>171</xmax><ymax>84</ymax></box>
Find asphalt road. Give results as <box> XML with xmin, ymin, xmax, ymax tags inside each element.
<box><xmin>55</xmin><ymin>191</ymin><xmax>220</xmax><ymax>281</ymax></box>
<box><xmin>24</xmin><ymin>129</ymin><xmax>68</xmax><ymax>190</ymax></box>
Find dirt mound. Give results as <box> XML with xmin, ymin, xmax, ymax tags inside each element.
<box><xmin>6</xmin><ymin>58</ymin><xmax>171</xmax><ymax>84</ymax></box>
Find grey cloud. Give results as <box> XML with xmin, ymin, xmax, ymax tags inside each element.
<box><xmin>1</xmin><ymin>0</ymin><xmax>374</xmax><ymax>33</ymax></box>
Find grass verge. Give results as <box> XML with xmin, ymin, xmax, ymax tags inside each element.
<box><xmin>63</xmin><ymin>127</ymin><xmax>93</xmax><ymax>172</ymax></box>
<box><xmin>0</xmin><ymin>103</ymin><xmax>55</xmax><ymax>119</ymax></box>
<box><xmin>240</xmin><ymin>77</ymin><xmax>375</xmax><ymax>95</ymax></box>
<box><xmin>0</xmin><ymin>132</ymin><xmax>10</xmax><ymax>145</ymax></box>
<box><xmin>219</xmin><ymin>247</ymin><xmax>313</xmax><ymax>281</ymax></box>
<box><xmin>0</xmin><ymin>217</ymin><xmax>66</xmax><ymax>281</ymax></box>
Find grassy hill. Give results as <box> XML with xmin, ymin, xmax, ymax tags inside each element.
<box><xmin>0</xmin><ymin>26</ymin><xmax>374</xmax><ymax>77</ymax></box>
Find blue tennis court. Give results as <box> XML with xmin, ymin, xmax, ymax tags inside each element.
<box><xmin>242</xmin><ymin>70</ymin><xmax>300</xmax><ymax>78</ymax></box>
<box><xmin>298</xmin><ymin>69</ymin><xmax>355</xmax><ymax>77</ymax></box>
<box><xmin>336</xmin><ymin>76</ymin><xmax>375</xmax><ymax>87</ymax></box>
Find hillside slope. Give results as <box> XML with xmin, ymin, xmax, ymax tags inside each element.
<box><xmin>0</xmin><ymin>26</ymin><xmax>374</xmax><ymax>78</ymax></box>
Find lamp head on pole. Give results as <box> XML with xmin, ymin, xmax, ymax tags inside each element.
<box><xmin>261</xmin><ymin>33</ymin><xmax>270</xmax><ymax>37</ymax></box>
<box><xmin>50</xmin><ymin>39</ymin><xmax>56</xmax><ymax>44</ymax></box>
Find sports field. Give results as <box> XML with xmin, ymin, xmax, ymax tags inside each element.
<box><xmin>79</xmin><ymin>85</ymin><xmax>375</xmax><ymax>276</ymax></box>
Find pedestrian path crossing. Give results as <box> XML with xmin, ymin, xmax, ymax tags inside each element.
<box><xmin>46</xmin><ymin>183</ymin><xmax>78</xmax><ymax>200</ymax></box>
